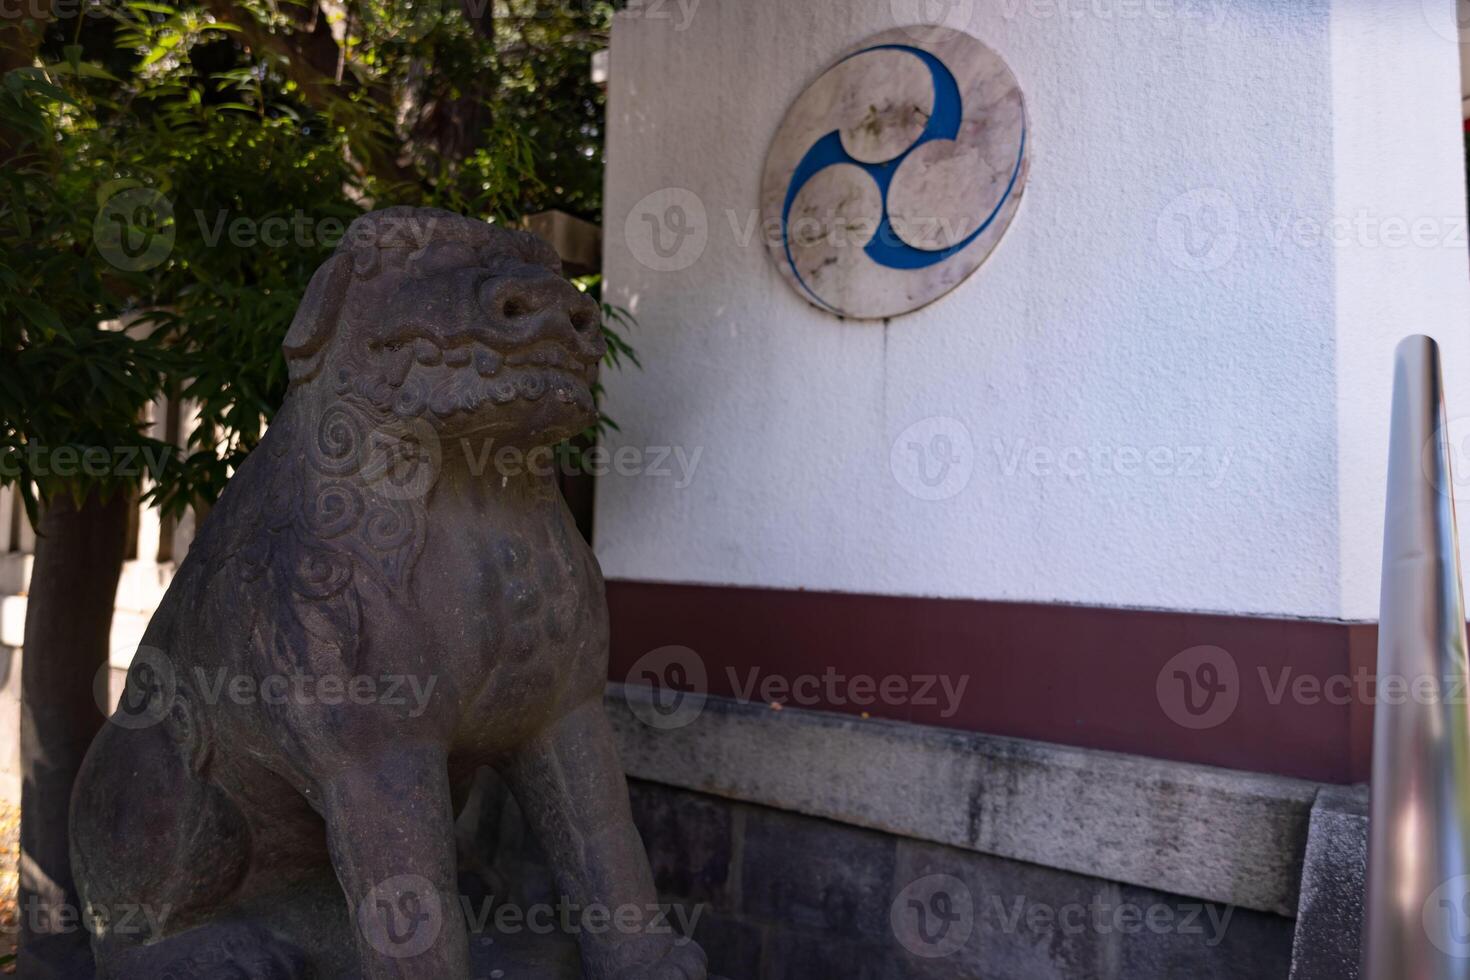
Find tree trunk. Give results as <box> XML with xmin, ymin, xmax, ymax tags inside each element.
<box><xmin>18</xmin><ymin>491</ymin><xmax>129</xmax><ymax>957</ymax></box>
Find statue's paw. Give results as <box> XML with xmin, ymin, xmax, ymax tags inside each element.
<box><xmin>110</xmin><ymin>922</ymin><xmax>309</xmax><ymax>980</ymax></box>
<box><xmin>612</xmin><ymin>937</ymin><xmax>708</xmax><ymax>980</ymax></box>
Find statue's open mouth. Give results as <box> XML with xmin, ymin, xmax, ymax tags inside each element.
<box><xmin>379</xmin><ymin>333</ymin><xmax>596</xmax><ymax>371</ymax></box>
<box><xmin>364</xmin><ymin>334</ymin><xmax>597</xmax><ymax>421</ymax></box>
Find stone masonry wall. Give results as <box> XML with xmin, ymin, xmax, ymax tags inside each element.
<box><xmin>460</xmin><ymin>773</ymin><xmax>1296</xmax><ymax>980</ymax></box>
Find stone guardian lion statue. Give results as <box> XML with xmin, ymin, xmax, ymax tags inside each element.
<box><xmin>69</xmin><ymin>208</ymin><xmax>709</xmax><ymax>980</ymax></box>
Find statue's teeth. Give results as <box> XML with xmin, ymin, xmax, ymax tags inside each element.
<box><xmin>381</xmin><ymin>348</ymin><xmax>413</xmax><ymax>386</ymax></box>
<box><xmin>413</xmin><ymin>338</ymin><xmax>442</xmax><ymax>366</ymax></box>
<box><xmin>444</xmin><ymin>347</ymin><xmax>472</xmax><ymax>367</ymax></box>
<box><xmin>395</xmin><ymin>380</ymin><xmax>427</xmax><ymax>417</ymax></box>
<box><xmin>517</xmin><ymin>374</ymin><xmax>546</xmax><ymax>400</ymax></box>
<box><xmin>474</xmin><ymin>349</ymin><xmax>503</xmax><ymax>377</ymax></box>
<box><xmin>429</xmin><ymin>386</ymin><xmax>459</xmax><ymax>417</ymax></box>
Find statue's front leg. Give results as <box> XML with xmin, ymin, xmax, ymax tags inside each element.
<box><xmin>505</xmin><ymin>697</ymin><xmax>708</xmax><ymax>980</ymax></box>
<box><xmin>320</xmin><ymin>741</ymin><xmax>470</xmax><ymax>980</ymax></box>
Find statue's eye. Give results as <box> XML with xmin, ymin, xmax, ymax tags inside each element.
<box><xmin>407</xmin><ymin>241</ymin><xmax>478</xmax><ymax>277</ymax></box>
<box><xmin>476</xmin><ymin>245</ymin><xmax>525</xmax><ymax>277</ymax></box>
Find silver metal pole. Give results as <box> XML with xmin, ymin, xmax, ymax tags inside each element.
<box><xmin>1363</xmin><ymin>335</ymin><xmax>1470</xmax><ymax>979</ymax></box>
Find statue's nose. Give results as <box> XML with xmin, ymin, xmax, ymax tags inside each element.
<box><xmin>479</xmin><ymin>272</ymin><xmax>601</xmax><ymax>343</ymax></box>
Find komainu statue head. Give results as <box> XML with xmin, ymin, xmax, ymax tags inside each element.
<box><xmin>281</xmin><ymin>206</ymin><xmax>605</xmax><ymax>447</ymax></box>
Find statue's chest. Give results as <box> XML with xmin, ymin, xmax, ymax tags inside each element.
<box><xmin>419</xmin><ymin>518</ymin><xmax>608</xmax><ymax>689</ymax></box>
<box><xmin>472</xmin><ymin>529</ymin><xmax>603</xmax><ymax>660</ymax></box>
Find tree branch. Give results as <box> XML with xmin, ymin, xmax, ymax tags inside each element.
<box><xmin>197</xmin><ymin>0</ymin><xmax>419</xmax><ymax>189</ymax></box>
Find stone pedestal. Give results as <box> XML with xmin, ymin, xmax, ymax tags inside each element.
<box><xmin>467</xmin><ymin>931</ymin><xmax>581</xmax><ymax>978</ymax></box>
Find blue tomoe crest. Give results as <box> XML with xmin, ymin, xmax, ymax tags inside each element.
<box><xmin>764</xmin><ymin>28</ymin><xmax>1028</xmax><ymax>319</ymax></box>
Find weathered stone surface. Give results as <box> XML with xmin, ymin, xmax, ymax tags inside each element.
<box><xmin>475</xmin><ymin>755</ymin><xmax>1310</xmax><ymax>979</ymax></box>
<box><xmin>629</xmin><ymin>780</ymin><xmax>736</xmax><ymax>910</ymax></box>
<box><xmin>760</xmin><ymin>927</ymin><xmax>899</xmax><ymax>980</ymax></box>
<box><xmin>894</xmin><ymin>838</ymin><xmax>1116</xmax><ymax>980</ymax></box>
<box><xmin>741</xmin><ymin>806</ymin><xmax>897</xmax><ymax>940</ymax></box>
<box><xmin>681</xmin><ymin>911</ymin><xmax>764</xmax><ymax>980</ymax></box>
<box><xmin>468</xmin><ymin>930</ymin><xmax>582</xmax><ymax>977</ymax></box>
<box><xmin>1288</xmin><ymin>786</ymin><xmax>1367</xmax><ymax>980</ymax></box>
<box><xmin>611</xmin><ymin>684</ymin><xmax>1317</xmax><ymax>915</ymax></box>
<box><xmin>1114</xmin><ymin>884</ymin><xmax>1293</xmax><ymax>979</ymax></box>
<box><xmin>67</xmin><ymin>209</ymin><xmax>708</xmax><ymax>980</ymax></box>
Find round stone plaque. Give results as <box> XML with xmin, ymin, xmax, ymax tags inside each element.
<box><xmin>759</xmin><ymin>26</ymin><xmax>1029</xmax><ymax>319</ymax></box>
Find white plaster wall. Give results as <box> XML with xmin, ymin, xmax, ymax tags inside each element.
<box><xmin>595</xmin><ymin>0</ymin><xmax>1470</xmax><ymax>620</ymax></box>
<box><xmin>1333</xmin><ymin>0</ymin><xmax>1470</xmax><ymax>620</ymax></box>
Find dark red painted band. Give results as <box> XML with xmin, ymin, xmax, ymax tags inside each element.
<box><xmin>605</xmin><ymin>579</ymin><xmax>1378</xmax><ymax>785</ymax></box>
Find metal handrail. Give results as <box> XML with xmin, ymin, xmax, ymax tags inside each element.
<box><xmin>1362</xmin><ymin>335</ymin><xmax>1470</xmax><ymax>979</ymax></box>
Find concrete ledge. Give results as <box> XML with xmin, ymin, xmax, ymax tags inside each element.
<box><xmin>607</xmin><ymin>683</ymin><xmax>1323</xmax><ymax>917</ymax></box>
<box><xmin>1289</xmin><ymin>785</ymin><xmax>1367</xmax><ymax>979</ymax></box>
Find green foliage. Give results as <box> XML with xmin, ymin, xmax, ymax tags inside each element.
<box><xmin>492</xmin><ymin>3</ymin><xmax>612</xmax><ymax>219</ymax></box>
<box><xmin>1</xmin><ymin>0</ymin><xmax>627</xmax><ymax>520</ymax></box>
<box><xmin>0</xmin><ymin>62</ymin><xmax>176</xmax><ymax>518</ymax></box>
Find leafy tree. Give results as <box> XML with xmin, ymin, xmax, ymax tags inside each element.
<box><xmin>0</xmin><ymin>0</ymin><xmax>618</xmax><ymax>965</ymax></box>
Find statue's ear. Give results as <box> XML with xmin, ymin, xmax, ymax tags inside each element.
<box><xmin>283</xmin><ymin>252</ymin><xmax>354</xmax><ymax>386</ymax></box>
